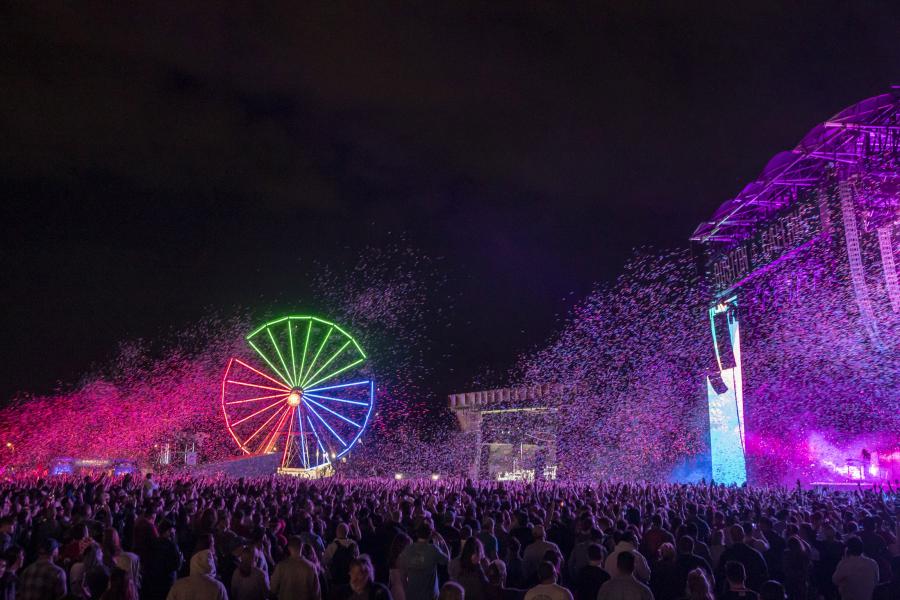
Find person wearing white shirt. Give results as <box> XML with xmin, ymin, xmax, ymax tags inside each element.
<box><xmin>832</xmin><ymin>537</ymin><xmax>879</xmax><ymax>600</ymax></box>
<box><xmin>524</xmin><ymin>526</ymin><xmax>562</xmax><ymax>584</ymax></box>
<box><xmin>604</xmin><ymin>532</ymin><xmax>651</xmax><ymax>583</ymax></box>
<box><xmin>597</xmin><ymin>551</ymin><xmax>653</xmax><ymax>600</ymax></box>
<box><xmin>524</xmin><ymin>561</ymin><xmax>573</xmax><ymax>600</ymax></box>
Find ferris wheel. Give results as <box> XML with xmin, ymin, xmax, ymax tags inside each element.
<box><xmin>221</xmin><ymin>316</ymin><xmax>374</xmax><ymax>472</ymax></box>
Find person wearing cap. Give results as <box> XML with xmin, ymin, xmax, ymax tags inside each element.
<box><xmin>19</xmin><ymin>538</ymin><xmax>66</xmax><ymax>600</ymax></box>
<box><xmin>523</xmin><ymin>526</ymin><xmax>561</xmax><ymax>585</ymax></box>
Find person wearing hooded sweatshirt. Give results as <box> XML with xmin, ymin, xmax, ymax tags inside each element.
<box><xmin>165</xmin><ymin>549</ymin><xmax>226</xmax><ymax>600</ymax></box>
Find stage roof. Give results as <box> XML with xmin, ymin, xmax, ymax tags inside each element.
<box><xmin>692</xmin><ymin>88</ymin><xmax>900</xmax><ymax>245</ymax></box>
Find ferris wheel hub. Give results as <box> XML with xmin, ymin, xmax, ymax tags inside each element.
<box><xmin>287</xmin><ymin>389</ymin><xmax>303</xmax><ymax>407</ymax></box>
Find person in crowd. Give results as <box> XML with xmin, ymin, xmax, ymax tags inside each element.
<box><xmin>60</xmin><ymin>523</ymin><xmax>92</xmax><ymax>569</ymax></box>
<box><xmin>70</xmin><ymin>542</ymin><xmax>110</xmax><ymax>599</ymax></box>
<box><xmin>143</xmin><ymin>519</ymin><xmax>183</xmax><ymax>600</ymax></box>
<box><xmin>569</xmin><ymin>528</ymin><xmax>604</xmax><ymax>582</ymax></box>
<box><xmin>388</xmin><ymin>533</ymin><xmax>412</xmax><ymax>600</ymax></box>
<box><xmin>4</xmin><ymin>546</ymin><xmax>24</xmax><ymax>583</ymax></box>
<box><xmin>326</xmin><ymin>522</ymin><xmax>361</xmax><ymax>585</ymax></box>
<box><xmin>675</xmin><ymin>536</ymin><xmax>713</xmax><ymax>590</ymax></box>
<box><xmin>486</xmin><ymin>560</ymin><xmax>525</xmax><ymax>600</ymax></box>
<box><xmin>574</xmin><ymin>543</ymin><xmax>609</xmax><ymax>600</ymax></box>
<box><xmin>450</xmin><ymin>526</ymin><xmax>474</xmax><ymax>580</ymax></box>
<box><xmin>719</xmin><ymin>562</ymin><xmax>759</xmax><ymax>600</ymax></box>
<box><xmin>0</xmin><ymin>518</ymin><xmax>15</xmax><ymax>554</ymax></box>
<box><xmin>230</xmin><ymin>545</ymin><xmax>270</xmax><ymax>600</ymax></box>
<box><xmin>142</xmin><ymin>473</ymin><xmax>158</xmax><ymax>497</ymax></box>
<box><xmin>298</xmin><ymin>515</ymin><xmax>327</xmax><ymax>562</ymax></box>
<box><xmin>597</xmin><ymin>551</ymin><xmax>653</xmax><ymax>600</ymax></box>
<box><xmin>782</xmin><ymin>535</ymin><xmax>811</xmax><ymax>600</ymax></box>
<box><xmin>166</xmin><ymin>549</ymin><xmax>227</xmax><ymax>600</ymax></box>
<box><xmin>832</xmin><ymin>536</ymin><xmax>879</xmax><ymax>600</ymax></box>
<box><xmin>650</xmin><ymin>543</ymin><xmax>680</xmax><ymax>600</ymax></box>
<box><xmin>504</xmin><ymin>537</ymin><xmax>527</xmax><ymax>590</ymax></box>
<box><xmin>455</xmin><ymin>538</ymin><xmax>489</xmax><ymax>600</ymax></box>
<box><xmin>398</xmin><ymin>523</ymin><xmax>451</xmax><ymax>600</ymax></box>
<box><xmin>270</xmin><ymin>536</ymin><xmax>321</xmax><ymax>600</ymax></box>
<box><xmin>101</xmin><ymin>528</ymin><xmax>140</xmax><ymax>595</ymax></box>
<box><xmin>757</xmin><ymin>519</ymin><xmax>785</xmax><ymax>583</ymax></box>
<box><xmin>706</xmin><ymin>528</ymin><xmax>725</xmax><ymax>572</ymax></box>
<box><xmin>131</xmin><ymin>506</ymin><xmax>158</xmax><ymax>565</ymax></box>
<box><xmin>873</xmin><ymin>555</ymin><xmax>900</xmax><ymax>600</ymax></box>
<box><xmin>99</xmin><ymin>568</ymin><xmax>137</xmax><ymax>600</ymax></box>
<box><xmin>757</xmin><ymin>580</ymin><xmax>786</xmax><ymax>600</ymax></box>
<box><xmin>439</xmin><ymin>581</ymin><xmax>465</xmax><ymax>600</ymax></box>
<box><xmin>717</xmin><ymin>526</ymin><xmax>768</xmax><ymax>592</ymax></box>
<box><xmin>334</xmin><ymin>554</ymin><xmax>394</xmax><ymax>600</ymax></box>
<box><xmin>524</xmin><ymin>561</ymin><xmax>573</xmax><ymax>600</ymax></box>
<box><xmin>303</xmin><ymin>541</ymin><xmax>331</xmax><ymax>599</ymax></box>
<box><xmin>642</xmin><ymin>515</ymin><xmax>675</xmax><ymax>561</ymax></box>
<box><xmin>681</xmin><ymin>568</ymin><xmax>714</xmax><ymax>600</ymax></box>
<box><xmin>606</xmin><ymin>531</ymin><xmax>651</xmax><ymax>582</ymax></box>
<box><xmin>477</xmin><ymin>518</ymin><xmax>499</xmax><ymax>562</ymax></box>
<box><xmin>523</xmin><ymin>526</ymin><xmax>561</xmax><ymax>585</ymax></box>
<box><xmin>20</xmin><ymin>538</ymin><xmax>66</xmax><ymax>600</ymax></box>
<box><xmin>0</xmin><ymin>556</ymin><xmax>16</xmax><ymax>600</ymax></box>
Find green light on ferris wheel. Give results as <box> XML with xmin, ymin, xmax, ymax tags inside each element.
<box><xmin>222</xmin><ymin>315</ymin><xmax>374</xmax><ymax>472</ymax></box>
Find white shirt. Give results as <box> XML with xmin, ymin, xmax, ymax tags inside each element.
<box><xmin>231</xmin><ymin>567</ymin><xmax>270</xmax><ymax>600</ymax></box>
<box><xmin>524</xmin><ymin>582</ymin><xmax>574</xmax><ymax>600</ymax></box>
<box><xmin>596</xmin><ymin>576</ymin><xmax>654</xmax><ymax>600</ymax></box>
<box><xmin>832</xmin><ymin>554</ymin><xmax>879</xmax><ymax>600</ymax></box>
<box><xmin>604</xmin><ymin>544</ymin><xmax>651</xmax><ymax>582</ymax></box>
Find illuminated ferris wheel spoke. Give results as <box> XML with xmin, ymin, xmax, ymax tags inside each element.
<box><xmin>247</xmin><ymin>339</ymin><xmax>293</xmax><ymax>388</ymax></box>
<box><xmin>305</xmin><ymin>380</ymin><xmax>371</xmax><ymax>394</ymax></box>
<box><xmin>287</xmin><ymin>321</ymin><xmax>298</xmax><ymax>385</ymax></box>
<box><xmin>231</xmin><ymin>397</ymin><xmax>286</xmax><ymax>427</ymax></box>
<box><xmin>266</xmin><ymin>327</ymin><xmax>294</xmax><ymax>387</ymax></box>
<box><xmin>301</xmin><ymin>326</ymin><xmax>333</xmax><ymax>385</ymax></box>
<box><xmin>306</xmin><ymin>414</ymin><xmax>331</xmax><ymax>462</ymax></box>
<box><xmin>297</xmin><ymin>408</ymin><xmax>309</xmax><ymax>468</ymax></box>
<box><xmin>263</xmin><ymin>405</ymin><xmax>292</xmax><ymax>454</ymax></box>
<box><xmin>281</xmin><ymin>407</ymin><xmax>297</xmax><ymax>469</ymax></box>
<box><xmin>225</xmin><ymin>392</ymin><xmax>290</xmax><ymax>405</ymax></box>
<box><xmin>304</xmin><ymin>397</ymin><xmax>361</xmax><ymax>428</ymax></box>
<box><xmin>226</xmin><ymin>380</ymin><xmax>289</xmax><ymax>393</ymax></box>
<box><xmin>243</xmin><ymin>404</ymin><xmax>289</xmax><ymax>448</ymax></box>
<box><xmin>304</xmin><ymin>392</ymin><xmax>369</xmax><ymax>406</ymax></box>
<box><xmin>304</xmin><ymin>357</ymin><xmax>364</xmax><ymax>391</ymax></box>
<box><xmin>301</xmin><ymin>339</ymin><xmax>352</xmax><ymax>388</ymax></box>
<box><xmin>232</xmin><ymin>359</ymin><xmax>292</xmax><ymax>390</ymax></box>
<box><xmin>298</xmin><ymin>320</ymin><xmax>312</xmax><ymax>385</ymax></box>
<box><xmin>305</xmin><ymin>402</ymin><xmax>347</xmax><ymax>446</ymax></box>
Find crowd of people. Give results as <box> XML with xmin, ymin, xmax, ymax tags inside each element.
<box><xmin>0</xmin><ymin>473</ymin><xmax>896</xmax><ymax>600</ymax></box>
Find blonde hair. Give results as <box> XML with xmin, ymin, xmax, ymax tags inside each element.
<box><xmin>686</xmin><ymin>568</ymin><xmax>714</xmax><ymax>600</ymax></box>
<box><xmin>439</xmin><ymin>581</ymin><xmax>465</xmax><ymax>600</ymax></box>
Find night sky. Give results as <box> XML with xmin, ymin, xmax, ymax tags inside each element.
<box><xmin>2</xmin><ymin>3</ymin><xmax>898</xmax><ymax>403</ymax></box>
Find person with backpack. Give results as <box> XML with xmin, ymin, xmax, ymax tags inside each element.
<box><xmin>326</xmin><ymin>523</ymin><xmax>361</xmax><ymax>585</ymax></box>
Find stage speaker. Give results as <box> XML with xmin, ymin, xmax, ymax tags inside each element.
<box><xmin>708</xmin><ymin>370</ymin><xmax>729</xmax><ymax>395</ymax></box>
<box><xmin>712</xmin><ymin>309</ymin><xmax>737</xmax><ymax>370</ymax></box>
